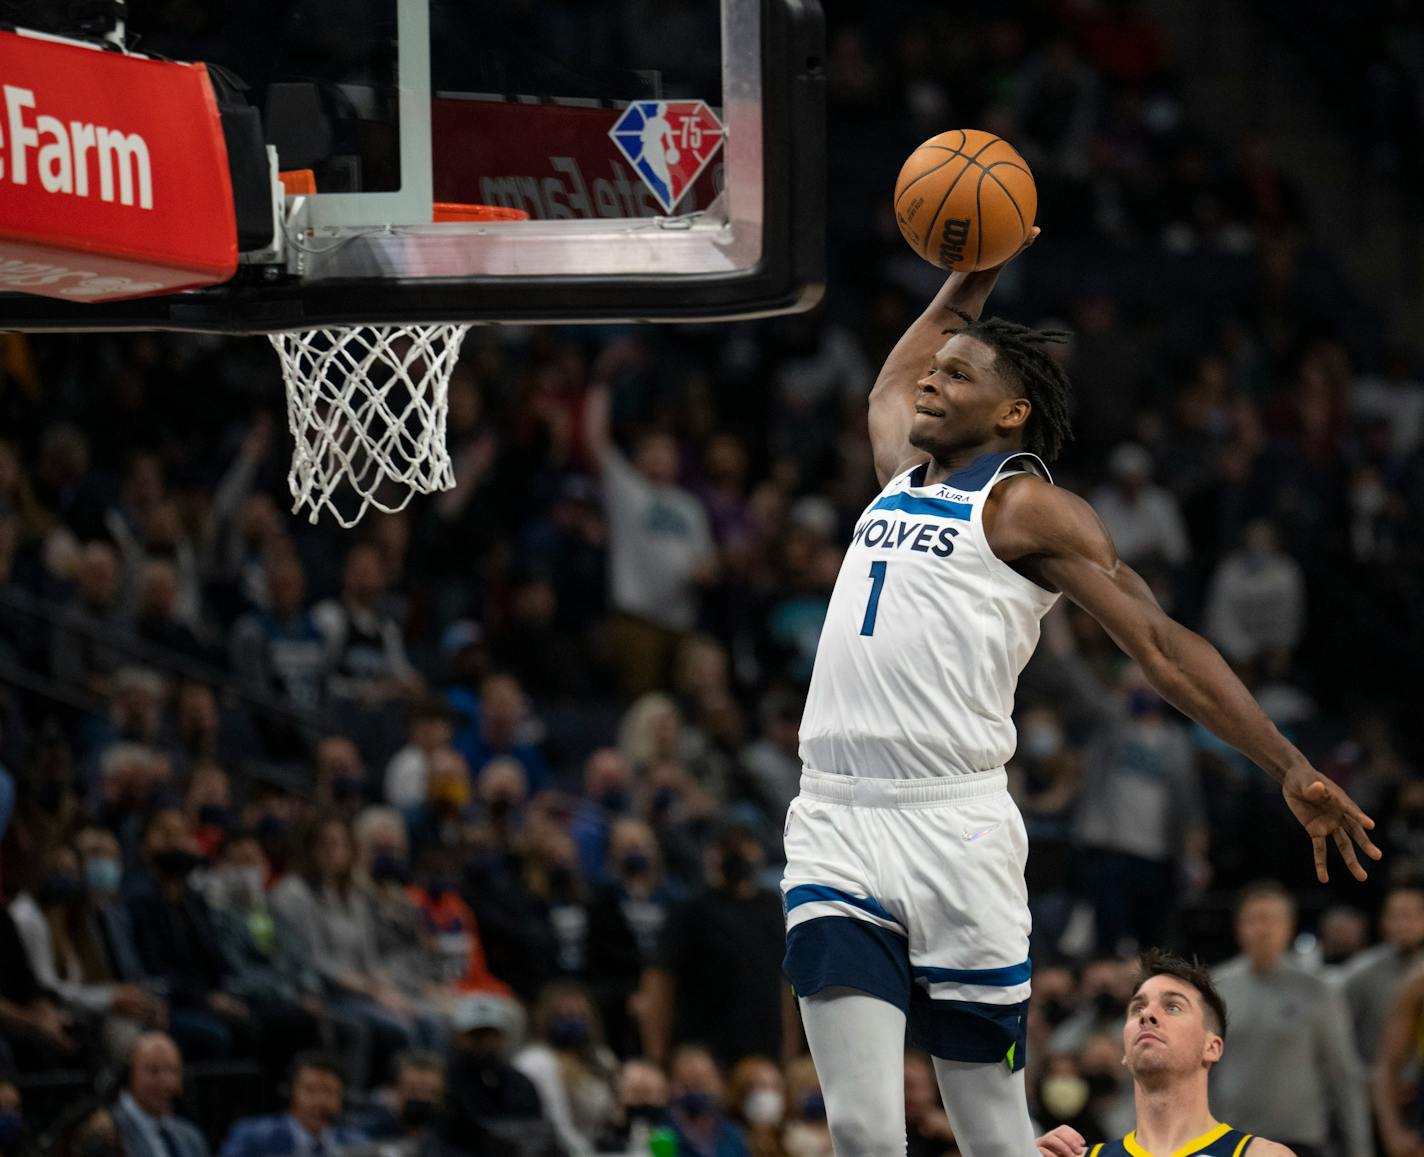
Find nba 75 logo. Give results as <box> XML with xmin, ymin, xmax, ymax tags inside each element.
<box><xmin>609</xmin><ymin>100</ymin><xmax>725</xmax><ymax>214</ymax></box>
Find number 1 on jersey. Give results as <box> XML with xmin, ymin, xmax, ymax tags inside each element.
<box><xmin>860</xmin><ymin>561</ymin><xmax>888</xmax><ymax>636</ymax></box>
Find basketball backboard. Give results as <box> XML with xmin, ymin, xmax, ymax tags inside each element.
<box><xmin>0</xmin><ymin>0</ymin><xmax>824</xmax><ymax>332</ymax></box>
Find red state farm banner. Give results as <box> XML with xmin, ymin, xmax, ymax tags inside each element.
<box><xmin>433</xmin><ymin>98</ymin><xmax>722</xmax><ymax>220</ymax></box>
<box><xmin>0</xmin><ymin>31</ymin><xmax>237</xmax><ymax>303</ymax></box>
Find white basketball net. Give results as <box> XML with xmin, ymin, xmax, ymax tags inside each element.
<box><xmin>269</xmin><ymin>324</ymin><xmax>471</xmax><ymax>527</ymax></box>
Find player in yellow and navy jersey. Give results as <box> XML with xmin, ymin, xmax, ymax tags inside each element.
<box><xmin>1037</xmin><ymin>951</ymin><xmax>1294</xmax><ymax>1157</ymax></box>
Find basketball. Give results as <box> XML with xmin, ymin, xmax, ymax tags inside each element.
<box><xmin>893</xmin><ymin>129</ymin><xmax>1037</xmax><ymax>272</ymax></box>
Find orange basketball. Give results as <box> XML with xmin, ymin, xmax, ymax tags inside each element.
<box><xmin>893</xmin><ymin>129</ymin><xmax>1037</xmax><ymax>272</ymax></box>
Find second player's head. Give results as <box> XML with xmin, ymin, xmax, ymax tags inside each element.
<box><xmin>1122</xmin><ymin>949</ymin><xmax>1227</xmax><ymax>1086</ymax></box>
<box><xmin>911</xmin><ymin>318</ymin><xmax>1073</xmax><ymax>464</ymax></box>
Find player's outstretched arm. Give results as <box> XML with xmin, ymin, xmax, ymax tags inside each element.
<box><xmin>986</xmin><ymin>476</ymin><xmax>1382</xmax><ymax>884</ymax></box>
<box><xmin>867</xmin><ymin>228</ymin><xmax>1039</xmax><ymax>486</ymax></box>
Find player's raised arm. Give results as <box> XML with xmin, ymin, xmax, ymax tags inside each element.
<box><xmin>867</xmin><ymin>227</ymin><xmax>1039</xmax><ymax>487</ymax></box>
<box><xmin>986</xmin><ymin>475</ymin><xmax>1382</xmax><ymax>884</ymax></box>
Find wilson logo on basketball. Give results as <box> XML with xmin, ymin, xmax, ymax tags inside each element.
<box><xmin>937</xmin><ymin>217</ymin><xmax>970</xmax><ymax>268</ymax></box>
<box><xmin>0</xmin><ymin>84</ymin><xmax>154</xmax><ymax>209</ymax></box>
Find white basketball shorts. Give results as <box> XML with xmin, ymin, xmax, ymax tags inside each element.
<box><xmin>781</xmin><ymin>766</ymin><xmax>1032</xmax><ymax>1068</ymax></box>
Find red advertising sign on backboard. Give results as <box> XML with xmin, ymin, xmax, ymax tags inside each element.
<box><xmin>0</xmin><ymin>30</ymin><xmax>237</xmax><ymax>302</ymax></box>
<box><xmin>433</xmin><ymin>98</ymin><xmax>722</xmax><ymax>220</ymax></box>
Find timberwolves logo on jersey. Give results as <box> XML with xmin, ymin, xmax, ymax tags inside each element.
<box><xmin>609</xmin><ymin>100</ymin><xmax>725</xmax><ymax>213</ymax></box>
<box><xmin>849</xmin><ymin>514</ymin><xmax>960</xmax><ymax>557</ymax></box>
<box><xmin>798</xmin><ymin>451</ymin><xmax>1060</xmax><ymax>780</ymax></box>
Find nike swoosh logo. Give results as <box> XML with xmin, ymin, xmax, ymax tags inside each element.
<box><xmin>962</xmin><ymin>822</ymin><xmax>1002</xmax><ymax>842</ymax></box>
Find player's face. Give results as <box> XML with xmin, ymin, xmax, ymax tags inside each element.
<box><xmin>1383</xmin><ymin>890</ymin><xmax>1424</xmax><ymax>948</ymax></box>
<box><xmin>1235</xmin><ymin>895</ymin><xmax>1294</xmax><ymax>965</ymax></box>
<box><xmin>1122</xmin><ymin>975</ymin><xmax>1222</xmax><ymax>1079</ymax></box>
<box><xmin>909</xmin><ymin>334</ymin><xmax>1026</xmax><ymax>458</ymax></box>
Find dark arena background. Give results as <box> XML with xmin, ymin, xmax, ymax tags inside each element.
<box><xmin>1</xmin><ymin>1</ymin><xmax>1423</xmax><ymax>1155</ymax></box>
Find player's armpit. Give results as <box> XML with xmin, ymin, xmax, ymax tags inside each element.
<box><xmin>989</xmin><ymin>476</ymin><xmax>1301</xmax><ymax>763</ymax></box>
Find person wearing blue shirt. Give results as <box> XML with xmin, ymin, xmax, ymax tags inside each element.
<box><xmin>666</xmin><ymin>1045</ymin><xmax>749</xmax><ymax>1157</ymax></box>
<box><xmin>218</xmin><ymin>1052</ymin><xmax>365</xmax><ymax>1157</ymax></box>
<box><xmin>453</xmin><ymin>674</ymin><xmax>551</xmax><ymax>793</ymax></box>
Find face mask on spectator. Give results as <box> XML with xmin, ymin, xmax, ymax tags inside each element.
<box><xmin>197</xmin><ymin>804</ymin><xmax>231</xmax><ymax>829</ymax></box>
<box><xmin>1084</xmin><ymin>1071</ymin><xmax>1119</xmax><ymax>1100</ymax></box>
<box><xmin>256</xmin><ymin>815</ymin><xmax>289</xmax><ymax>854</ymax></box>
<box><xmin>468</xmin><ymin>850</ymin><xmax>503</xmax><ymax>879</ymax></box>
<box><xmin>784</xmin><ymin>1122</ymin><xmax>831</xmax><ymax>1157</ymax></box>
<box><xmin>38</xmin><ymin>872</ymin><xmax>83</xmax><ymax>907</ymax></box>
<box><xmin>85</xmin><ymin>857</ymin><xmax>122</xmax><ymax>894</ymax></box>
<box><xmin>222</xmin><ymin>865</ymin><xmax>265</xmax><ymax>907</ymax></box>
<box><xmin>1020</xmin><ymin>724</ymin><xmax>1062</xmax><ymax>759</ymax></box>
<box><xmin>1039</xmin><ymin>996</ymin><xmax>1073</xmax><ymax>1026</ymax></box>
<box><xmin>626</xmin><ymin>1104</ymin><xmax>664</xmax><ymax>1125</ymax></box>
<box><xmin>36</xmin><ymin>781</ymin><xmax>67</xmax><ymax>811</ymax></box>
<box><xmin>331</xmin><ymin>775</ymin><xmax>363</xmax><ymax>802</ymax></box>
<box><xmin>742</xmin><ymin>1089</ymin><xmax>785</xmax><ymax>1127</ymax></box>
<box><xmin>675</xmin><ymin>1092</ymin><xmax>717</xmax><ymax>1119</ymax></box>
<box><xmin>400</xmin><ymin>1099</ymin><xmax>438</xmax><ymax>1129</ymax></box>
<box><xmin>651</xmin><ymin>787</ymin><xmax>679</xmax><ymax>819</ymax></box>
<box><xmin>36</xmin><ymin>779</ymin><xmax>65</xmax><ymax>808</ymax></box>
<box><xmin>486</xmin><ymin>796</ymin><xmax>516</xmax><ymax>824</ymax></box>
<box><xmin>0</xmin><ymin>1110</ymin><xmax>22</xmax><ymax>1151</ymax></box>
<box><xmin>370</xmin><ymin>853</ymin><xmax>410</xmax><ymax>886</ymax></box>
<box><xmin>453</xmin><ymin>1031</ymin><xmax>505</xmax><ymax>1066</ymax></box>
<box><xmin>1127</xmin><ymin>689</ymin><xmax>1160</xmax><ymax>719</ymax></box>
<box><xmin>1039</xmin><ymin>1075</ymin><xmax>1089</xmax><ymax>1118</ymax></box>
<box><xmin>600</xmin><ymin>788</ymin><xmax>629</xmax><ymax>814</ymax></box>
<box><xmin>620</xmin><ymin>851</ymin><xmax>652</xmax><ymax>878</ymax></box>
<box><xmin>547</xmin><ymin>865</ymin><xmax>575</xmax><ymax>895</ymax></box>
<box><xmin>153</xmin><ymin>850</ymin><xmax>203</xmax><ymax>879</ymax></box>
<box><xmin>721</xmin><ymin>850</ymin><xmax>754</xmax><ymax>886</ymax></box>
<box><xmin>547</xmin><ymin>1016</ymin><xmax>590</xmax><ymax>1050</ymax></box>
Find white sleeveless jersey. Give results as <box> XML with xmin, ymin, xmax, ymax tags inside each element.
<box><xmin>799</xmin><ymin>451</ymin><xmax>1059</xmax><ymax>779</ymax></box>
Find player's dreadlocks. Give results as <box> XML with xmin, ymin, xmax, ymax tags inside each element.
<box><xmin>948</xmin><ymin>315</ymin><xmax>1075</xmax><ymax>463</ymax></box>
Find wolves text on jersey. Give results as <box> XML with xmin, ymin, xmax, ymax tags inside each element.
<box><xmin>848</xmin><ymin>516</ymin><xmax>960</xmax><ymax>556</ymax></box>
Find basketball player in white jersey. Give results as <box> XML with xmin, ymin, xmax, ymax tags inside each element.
<box><xmin>781</xmin><ymin>228</ymin><xmax>1381</xmax><ymax>1157</ymax></box>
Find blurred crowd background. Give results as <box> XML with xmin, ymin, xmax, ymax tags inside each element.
<box><xmin>2</xmin><ymin>1</ymin><xmax>1424</xmax><ymax>1156</ymax></box>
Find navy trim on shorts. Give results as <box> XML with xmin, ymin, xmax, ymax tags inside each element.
<box><xmin>784</xmin><ymin>884</ymin><xmax>903</xmax><ymax>928</ymax></box>
<box><xmin>784</xmin><ymin>916</ymin><xmax>912</xmax><ymax>1011</ymax></box>
<box><xmin>908</xmin><ymin>990</ymin><xmax>1029</xmax><ymax>1071</ymax></box>
<box><xmin>912</xmin><ymin>959</ymin><xmax>1032</xmax><ymax>987</ymax></box>
<box><xmin>785</xmin><ymin>916</ymin><xmax>1029</xmax><ymax>1071</ymax></box>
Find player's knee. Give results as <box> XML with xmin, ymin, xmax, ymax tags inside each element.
<box><xmin>826</xmin><ymin>1108</ymin><xmax>906</xmax><ymax>1157</ymax></box>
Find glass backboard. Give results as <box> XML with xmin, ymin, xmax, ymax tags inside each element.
<box><xmin>0</xmin><ymin>0</ymin><xmax>824</xmax><ymax>331</ymax></box>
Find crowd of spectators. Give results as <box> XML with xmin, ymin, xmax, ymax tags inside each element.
<box><xmin>2</xmin><ymin>1</ymin><xmax>1424</xmax><ymax>1156</ymax></box>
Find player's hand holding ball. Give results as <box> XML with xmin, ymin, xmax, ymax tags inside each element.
<box><xmin>893</xmin><ymin>129</ymin><xmax>1037</xmax><ymax>271</ymax></box>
